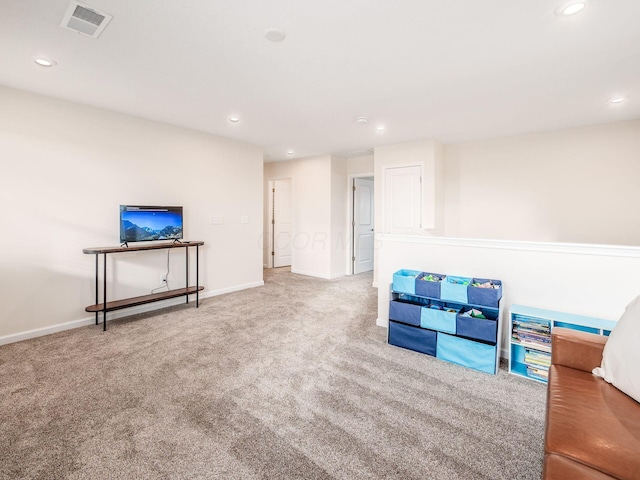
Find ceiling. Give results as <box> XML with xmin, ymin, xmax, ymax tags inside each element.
<box><xmin>1</xmin><ymin>0</ymin><xmax>638</xmax><ymax>162</ymax></box>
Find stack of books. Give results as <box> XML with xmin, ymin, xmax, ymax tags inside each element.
<box><xmin>526</xmin><ymin>365</ymin><xmax>549</xmax><ymax>382</ymax></box>
<box><xmin>511</xmin><ymin>316</ymin><xmax>551</xmax><ymax>352</ymax></box>
<box><xmin>524</xmin><ymin>348</ymin><xmax>551</xmax><ymax>381</ymax></box>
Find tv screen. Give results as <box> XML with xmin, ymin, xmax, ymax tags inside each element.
<box><xmin>120</xmin><ymin>205</ymin><xmax>183</xmax><ymax>243</ymax></box>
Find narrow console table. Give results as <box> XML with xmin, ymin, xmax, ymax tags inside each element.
<box><xmin>83</xmin><ymin>241</ymin><xmax>204</xmax><ymax>330</ymax></box>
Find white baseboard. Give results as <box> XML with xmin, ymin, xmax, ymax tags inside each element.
<box><xmin>0</xmin><ymin>317</ymin><xmax>97</xmax><ymax>346</ymax></box>
<box><xmin>289</xmin><ymin>269</ymin><xmax>345</xmax><ymax>280</ymax></box>
<box><xmin>500</xmin><ymin>347</ymin><xmax>509</xmax><ymax>360</ymax></box>
<box><xmin>290</xmin><ymin>268</ymin><xmax>331</xmax><ymax>279</ymax></box>
<box><xmin>199</xmin><ymin>281</ymin><xmax>264</xmax><ymax>299</ymax></box>
<box><xmin>0</xmin><ymin>280</ymin><xmax>265</xmax><ymax>346</ymax></box>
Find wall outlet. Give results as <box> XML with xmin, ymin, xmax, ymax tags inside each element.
<box><xmin>160</xmin><ymin>274</ymin><xmax>167</xmax><ymax>283</ymax></box>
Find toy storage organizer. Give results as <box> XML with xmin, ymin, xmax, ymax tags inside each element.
<box><xmin>388</xmin><ymin>270</ymin><xmax>503</xmax><ymax>374</ymax></box>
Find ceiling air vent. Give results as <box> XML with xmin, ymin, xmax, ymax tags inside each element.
<box><xmin>61</xmin><ymin>1</ymin><xmax>112</xmax><ymax>38</ymax></box>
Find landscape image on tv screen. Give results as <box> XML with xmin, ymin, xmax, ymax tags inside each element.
<box><xmin>120</xmin><ymin>206</ymin><xmax>183</xmax><ymax>243</ymax></box>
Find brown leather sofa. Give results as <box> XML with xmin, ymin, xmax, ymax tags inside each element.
<box><xmin>543</xmin><ymin>327</ymin><xmax>640</xmax><ymax>479</ymax></box>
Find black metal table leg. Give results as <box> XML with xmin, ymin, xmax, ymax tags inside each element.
<box><xmin>196</xmin><ymin>245</ymin><xmax>199</xmax><ymax>307</ymax></box>
<box><xmin>95</xmin><ymin>254</ymin><xmax>99</xmax><ymax>325</ymax></box>
<box><xmin>103</xmin><ymin>253</ymin><xmax>107</xmax><ymax>331</ymax></box>
<box><xmin>185</xmin><ymin>246</ymin><xmax>189</xmax><ymax>304</ymax></box>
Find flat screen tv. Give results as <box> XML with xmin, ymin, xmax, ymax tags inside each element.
<box><xmin>119</xmin><ymin>205</ymin><xmax>183</xmax><ymax>243</ymax></box>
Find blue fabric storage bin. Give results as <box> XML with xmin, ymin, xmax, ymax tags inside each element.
<box><xmin>440</xmin><ymin>276</ymin><xmax>471</xmax><ymax>303</ymax></box>
<box><xmin>392</xmin><ymin>269</ymin><xmax>421</xmax><ymax>295</ymax></box>
<box><xmin>415</xmin><ymin>272</ymin><xmax>445</xmax><ymax>298</ymax></box>
<box><xmin>388</xmin><ymin>321</ymin><xmax>437</xmax><ymax>356</ymax></box>
<box><xmin>456</xmin><ymin>308</ymin><xmax>499</xmax><ymax>344</ymax></box>
<box><xmin>389</xmin><ymin>300</ymin><xmax>422</xmax><ymax>327</ymax></box>
<box><xmin>420</xmin><ymin>303</ymin><xmax>459</xmax><ymax>334</ymax></box>
<box><xmin>467</xmin><ymin>278</ymin><xmax>503</xmax><ymax>308</ymax></box>
<box><xmin>436</xmin><ymin>333</ymin><xmax>497</xmax><ymax>374</ymax></box>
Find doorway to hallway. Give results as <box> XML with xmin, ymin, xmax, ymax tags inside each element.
<box><xmin>268</xmin><ymin>178</ymin><xmax>293</xmax><ymax>268</ymax></box>
<box><xmin>352</xmin><ymin>177</ymin><xmax>374</xmax><ymax>274</ymax></box>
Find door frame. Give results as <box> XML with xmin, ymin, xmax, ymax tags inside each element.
<box><xmin>346</xmin><ymin>173</ymin><xmax>375</xmax><ymax>275</ymax></box>
<box><xmin>267</xmin><ymin>177</ymin><xmax>293</xmax><ymax>269</ymax></box>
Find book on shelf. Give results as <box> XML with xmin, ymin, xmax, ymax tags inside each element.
<box><xmin>527</xmin><ymin>365</ymin><xmax>549</xmax><ymax>381</ymax></box>
<box><xmin>512</xmin><ymin>316</ymin><xmax>551</xmax><ymax>351</ymax></box>
<box><xmin>524</xmin><ymin>348</ymin><xmax>551</xmax><ymax>368</ymax></box>
<box><xmin>512</xmin><ymin>316</ymin><xmax>550</xmax><ymax>328</ymax></box>
<box><xmin>515</xmin><ymin>340</ymin><xmax>551</xmax><ymax>353</ymax></box>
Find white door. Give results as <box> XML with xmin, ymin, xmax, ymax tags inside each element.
<box><xmin>272</xmin><ymin>179</ymin><xmax>292</xmax><ymax>268</ymax></box>
<box><xmin>384</xmin><ymin>165</ymin><xmax>422</xmax><ymax>233</ymax></box>
<box><xmin>353</xmin><ymin>178</ymin><xmax>374</xmax><ymax>274</ymax></box>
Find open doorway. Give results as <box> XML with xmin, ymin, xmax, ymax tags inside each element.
<box><xmin>351</xmin><ymin>176</ymin><xmax>374</xmax><ymax>274</ymax></box>
<box><xmin>268</xmin><ymin>178</ymin><xmax>293</xmax><ymax>268</ymax></box>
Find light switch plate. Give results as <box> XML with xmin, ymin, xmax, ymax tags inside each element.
<box><xmin>241</xmin><ymin>215</ymin><xmax>249</xmax><ymax>224</ymax></box>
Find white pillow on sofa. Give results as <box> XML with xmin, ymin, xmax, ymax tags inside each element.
<box><xmin>593</xmin><ymin>295</ymin><xmax>640</xmax><ymax>404</ymax></box>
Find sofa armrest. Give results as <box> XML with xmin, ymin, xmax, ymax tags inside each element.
<box><xmin>551</xmin><ymin>327</ymin><xmax>607</xmax><ymax>372</ymax></box>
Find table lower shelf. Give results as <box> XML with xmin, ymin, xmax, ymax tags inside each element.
<box><xmin>85</xmin><ymin>286</ymin><xmax>204</xmax><ymax>313</ymax></box>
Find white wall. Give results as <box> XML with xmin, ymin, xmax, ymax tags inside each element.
<box><xmin>0</xmin><ymin>86</ymin><xmax>264</xmax><ymax>341</ymax></box>
<box><xmin>444</xmin><ymin>119</ymin><xmax>640</xmax><ymax>245</ymax></box>
<box><xmin>377</xmin><ymin>235</ymin><xmax>640</xmax><ymax>356</ymax></box>
<box><xmin>347</xmin><ymin>154</ymin><xmax>374</xmax><ymax>175</ymax></box>
<box><xmin>331</xmin><ymin>156</ymin><xmax>348</xmax><ymax>277</ymax></box>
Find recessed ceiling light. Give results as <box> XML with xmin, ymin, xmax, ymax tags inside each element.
<box><xmin>229</xmin><ymin>115</ymin><xmax>240</xmax><ymax>123</ymax></box>
<box><xmin>559</xmin><ymin>2</ymin><xmax>586</xmax><ymax>15</ymax></box>
<box><xmin>356</xmin><ymin>117</ymin><xmax>368</xmax><ymax>124</ymax></box>
<box><xmin>287</xmin><ymin>150</ymin><xmax>294</xmax><ymax>156</ymax></box>
<box><xmin>609</xmin><ymin>97</ymin><xmax>625</xmax><ymax>104</ymax></box>
<box><xmin>34</xmin><ymin>57</ymin><xmax>57</xmax><ymax>67</ymax></box>
<box><xmin>264</xmin><ymin>28</ymin><xmax>286</xmax><ymax>42</ymax></box>
<box><xmin>376</xmin><ymin>125</ymin><xmax>386</xmax><ymax>132</ymax></box>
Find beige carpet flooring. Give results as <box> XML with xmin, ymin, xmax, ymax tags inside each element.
<box><xmin>0</xmin><ymin>268</ymin><xmax>546</xmax><ymax>479</ymax></box>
